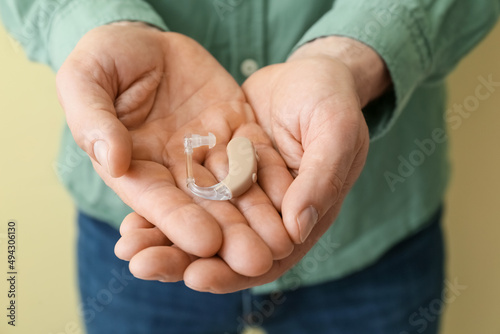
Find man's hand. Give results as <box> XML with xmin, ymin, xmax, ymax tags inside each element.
<box><xmin>178</xmin><ymin>36</ymin><xmax>391</xmax><ymax>292</ymax></box>
<box><xmin>116</xmin><ymin>36</ymin><xmax>391</xmax><ymax>293</ymax></box>
<box><xmin>242</xmin><ymin>36</ymin><xmax>391</xmax><ymax>244</ymax></box>
<box><xmin>56</xmin><ymin>23</ymin><xmax>294</xmax><ymax>280</ymax></box>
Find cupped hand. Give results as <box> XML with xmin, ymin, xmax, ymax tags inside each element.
<box><xmin>183</xmin><ymin>37</ymin><xmax>389</xmax><ymax>292</ymax></box>
<box><xmin>56</xmin><ymin>23</ymin><xmax>294</xmax><ymax>280</ymax></box>
<box><xmin>117</xmin><ymin>37</ymin><xmax>391</xmax><ymax>293</ymax></box>
<box><xmin>243</xmin><ymin>44</ymin><xmax>373</xmax><ymax>245</ymax></box>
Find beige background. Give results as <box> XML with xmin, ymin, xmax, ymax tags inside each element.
<box><xmin>0</xmin><ymin>20</ymin><xmax>499</xmax><ymax>334</ymax></box>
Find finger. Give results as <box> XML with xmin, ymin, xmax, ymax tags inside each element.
<box><xmin>184</xmin><ymin>256</ymin><xmax>286</xmax><ymax>294</ymax></box>
<box><xmin>254</xmin><ymin>145</ymin><xmax>294</xmax><ymax>211</ymax></box>
<box><xmin>234</xmin><ymin>185</ymin><xmax>294</xmax><ymax>260</ymax></box>
<box><xmin>169</xmin><ymin>162</ymin><xmax>274</xmax><ymax>277</ymax></box>
<box><xmin>120</xmin><ymin>212</ymin><xmax>155</xmax><ymax>236</ymax></box>
<box><xmin>185</xmin><ymin>206</ymin><xmax>340</xmax><ymax>293</ymax></box>
<box><xmin>115</xmin><ymin>227</ymin><xmax>172</xmax><ymax>261</ymax></box>
<box><xmin>231</xmin><ymin>123</ymin><xmax>294</xmax><ymax>259</ymax></box>
<box><xmin>213</xmin><ymin>208</ymin><xmax>274</xmax><ymax>277</ymax></box>
<box><xmin>282</xmin><ymin>108</ymin><xmax>368</xmax><ymax>244</ymax></box>
<box><xmin>204</xmin><ymin>122</ymin><xmax>294</xmax><ymax>259</ymax></box>
<box><xmin>184</xmin><ymin>257</ymin><xmax>250</xmax><ymax>293</ymax></box>
<box><xmin>236</xmin><ymin>122</ymin><xmax>294</xmax><ymax>212</ymax></box>
<box><xmin>56</xmin><ymin>57</ymin><xmax>132</xmax><ymax>177</ymax></box>
<box><xmin>93</xmin><ymin>159</ymin><xmax>223</xmax><ymax>258</ymax></box>
<box><xmin>129</xmin><ymin>246</ymin><xmax>193</xmax><ymax>282</ymax></box>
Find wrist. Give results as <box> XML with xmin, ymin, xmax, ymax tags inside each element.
<box><xmin>288</xmin><ymin>36</ymin><xmax>391</xmax><ymax>107</ymax></box>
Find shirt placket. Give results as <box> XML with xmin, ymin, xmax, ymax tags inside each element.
<box><xmin>228</xmin><ymin>0</ymin><xmax>266</xmax><ymax>85</ymax></box>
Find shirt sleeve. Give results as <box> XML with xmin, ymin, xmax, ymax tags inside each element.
<box><xmin>292</xmin><ymin>0</ymin><xmax>500</xmax><ymax>140</ymax></box>
<box><xmin>0</xmin><ymin>0</ymin><xmax>168</xmax><ymax>71</ymax></box>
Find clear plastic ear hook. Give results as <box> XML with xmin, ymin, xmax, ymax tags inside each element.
<box><xmin>184</xmin><ymin>133</ymin><xmax>258</xmax><ymax>201</ymax></box>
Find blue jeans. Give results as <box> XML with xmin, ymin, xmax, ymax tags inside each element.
<box><xmin>77</xmin><ymin>208</ymin><xmax>445</xmax><ymax>334</ymax></box>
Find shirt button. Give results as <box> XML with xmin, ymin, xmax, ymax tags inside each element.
<box><xmin>240</xmin><ymin>59</ymin><xmax>259</xmax><ymax>77</ymax></box>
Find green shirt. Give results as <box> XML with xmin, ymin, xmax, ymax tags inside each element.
<box><xmin>1</xmin><ymin>0</ymin><xmax>499</xmax><ymax>294</ymax></box>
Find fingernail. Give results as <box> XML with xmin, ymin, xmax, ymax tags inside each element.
<box><xmin>297</xmin><ymin>206</ymin><xmax>318</xmax><ymax>243</ymax></box>
<box><xmin>93</xmin><ymin>140</ymin><xmax>110</xmax><ymax>173</ymax></box>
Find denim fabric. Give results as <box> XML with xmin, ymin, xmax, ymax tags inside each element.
<box><xmin>77</xmin><ymin>207</ymin><xmax>444</xmax><ymax>334</ymax></box>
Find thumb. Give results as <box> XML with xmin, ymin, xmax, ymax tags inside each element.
<box><xmin>56</xmin><ymin>62</ymin><xmax>132</xmax><ymax>178</ymax></box>
<box><xmin>281</xmin><ymin>111</ymin><xmax>368</xmax><ymax>244</ymax></box>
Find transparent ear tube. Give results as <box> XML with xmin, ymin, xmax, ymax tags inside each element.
<box><xmin>184</xmin><ymin>133</ymin><xmax>258</xmax><ymax>201</ymax></box>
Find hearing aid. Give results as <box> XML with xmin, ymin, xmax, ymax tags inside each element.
<box><xmin>183</xmin><ymin>133</ymin><xmax>258</xmax><ymax>200</ymax></box>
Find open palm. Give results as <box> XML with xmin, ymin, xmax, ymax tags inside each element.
<box><xmin>56</xmin><ymin>24</ymin><xmax>294</xmax><ymax>281</ymax></box>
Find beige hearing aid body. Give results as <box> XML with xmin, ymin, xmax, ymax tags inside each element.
<box><xmin>184</xmin><ymin>133</ymin><xmax>258</xmax><ymax>200</ymax></box>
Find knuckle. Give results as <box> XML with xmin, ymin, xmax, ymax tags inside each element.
<box><xmin>325</xmin><ymin>170</ymin><xmax>344</xmax><ymax>201</ymax></box>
